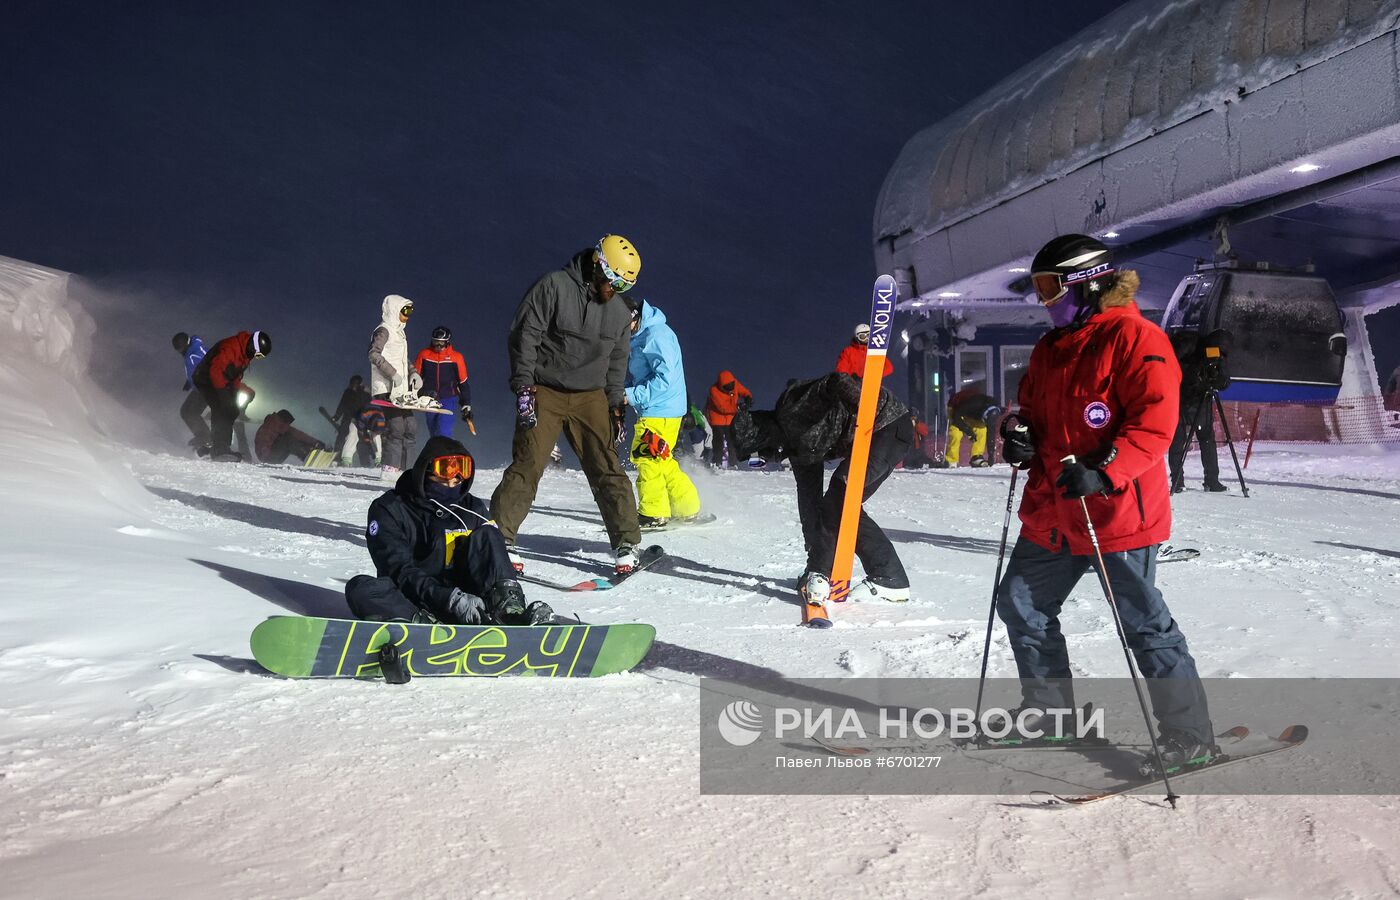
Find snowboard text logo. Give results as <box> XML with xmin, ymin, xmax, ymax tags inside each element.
<box><xmin>718</xmin><ymin>700</ymin><xmax>765</xmax><ymax>746</ymax></box>
<box><xmin>1083</xmin><ymin>401</ymin><xmax>1111</xmax><ymax>429</ymax></box>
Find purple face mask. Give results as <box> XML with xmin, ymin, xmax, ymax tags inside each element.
<box><xmin>1046</xmin><ymin>286</ymin><xmax>1088</xmax><ymax>328</ymax></box>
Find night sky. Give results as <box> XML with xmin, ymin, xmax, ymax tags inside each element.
<box><xmin>3</xmin><ymin>0</ymin><xmax>1132</xmax><ymax>462</ymax></box>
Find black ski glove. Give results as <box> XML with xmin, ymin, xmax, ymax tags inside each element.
<box><xmin>515</xmin><ymin>387</ymin><xmax>537</xmax><ymax>430</ymax></box>
<box><xmin>609</xmin><ymin>405</ymin><xmax>627</xmax><ymax>445</ymax></box>
<box><xmin>1056</xmin><ymin>459</ymin><xmax>1112</xmax><ymax>499</ymax></box>
<box><xmin>999</xmin><ymin>415</ymin><xmax>1036</xmax><ymax>469</ymax></box>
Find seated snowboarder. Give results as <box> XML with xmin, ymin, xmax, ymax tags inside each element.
<box><xmin>346</xmin><ymin>436</ymin><xmax>553</xmax><ymax>626</ymax></box>
<box><xmin>254</xmin><ymin>409</ymin><xmax>325</xmax><ymax>464</ymax></box>
<box><xmin>732</xmin><ymin>372</ymin><xmax>913</xmax><ymax>603</ymax></box>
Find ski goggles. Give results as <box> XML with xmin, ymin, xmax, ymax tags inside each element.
<box><xmin>400</xmin><ymin>304</ymin><xmax>414</xmax><ymax>318</ymax></box>
<box><xmin>595</xmin><ymin>253</ymin><xmax>635</xmax><ymax>293</ymax></box>
<box><xmin>429</xmin><ymin>453</ymin><xmax>472</xmax><ymax>482</ymax></box>
<box><xmin>1031</xmin><ymin>272</ymin><xmax>1069</xmax><ymax>305</ymax></box>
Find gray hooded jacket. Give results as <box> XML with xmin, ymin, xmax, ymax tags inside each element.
<box><xmin>508</xmin><ymin>250</ymin><xmax>632</xmax><ymax>406</ymax></box>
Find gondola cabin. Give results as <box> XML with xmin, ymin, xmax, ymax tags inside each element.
<box><xmin>1160</xmin><ymin>263</ymin><xmax>1347</xmax><ymax>404</ymax></box>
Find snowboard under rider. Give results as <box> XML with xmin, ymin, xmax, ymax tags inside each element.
<box><xmin>996</xmin><ymin>233</ymin><xmax>1215</xmax><ymax>776</ymax></box>
<box><xmin>347</xmin><ymin>436</ymin><xmax>552</xmax><ymax>626</ymax></box>
<box><xmin>490</xmin><ymin>234</ymin><xmax>644</xmax><ymax>575</ymax></box>
<box><xmin>732</xmin><ymin>371</ymin><xmax>914</xmax><ymax>604</ymax></box>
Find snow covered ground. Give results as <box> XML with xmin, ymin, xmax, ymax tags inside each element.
<box><xmin>4</xmin><ymin>347</ymin><xmax>1400</xmax><ymax>897</ymax></box>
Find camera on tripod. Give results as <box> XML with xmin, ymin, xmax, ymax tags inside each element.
<box><xmin>1172</xmin><ymin>328</ymin><xmax>1232</xmax><ymax>395</ymax></box>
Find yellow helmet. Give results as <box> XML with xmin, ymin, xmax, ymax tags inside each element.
<box><xmin>595</xmin><ymin>234</ymin><xmax>641</xmax><ymax>292</ymax></box>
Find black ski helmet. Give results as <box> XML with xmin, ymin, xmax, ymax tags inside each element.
<box><xmin>248</xmin><ymin>331</ymin><xmax>271</xmax><ymax>358</ymax></box>
<box><xmin>1030</xmin><ymin>234</ymin><xmax>1117</xmax><ymax>305</ymax></box>
<box><xmin>172</xmin><ymin>332</ymin><xmax>189</xmax><ymax>352</ymax></box>
<box><xmin>431</xmin><ymin>326</ymin><xmax>452</xmax><ymax>344</ymax></box>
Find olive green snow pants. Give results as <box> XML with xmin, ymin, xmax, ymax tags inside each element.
<box><xmin>490</xmin><ymin>385</ymin><xmax>641</xmax><ymax>549</ymax></box>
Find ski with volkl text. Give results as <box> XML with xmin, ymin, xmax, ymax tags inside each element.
<box><xmin>811</xmin><ymin>272</ymin><xmax>897</xmax><ymax>628</ymax></box>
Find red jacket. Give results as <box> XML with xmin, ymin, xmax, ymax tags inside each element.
<box><xmin>195</xmin><ymin>331</ymin><xmax>253</xmax><ymax>391</ymax></box>
<box><xmin>1016</xmin><ymin>274</ymin><xmax>1179</xmax><ymax>555</ymax></box>
<box><xmin>835</xmin><ymin>340</ymin><xmax>893</xmax><ymax>378</ymax></box>
<box><xmin>705</xmin><ymin>370</ymin><xmax>752</xmax><ymax>426</ymax></box>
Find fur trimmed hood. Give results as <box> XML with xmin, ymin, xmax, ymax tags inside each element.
<box><xmin>1099</xmin><ymin>269</ymin><xmax>1139</xmax><ymax>310</ymax></box>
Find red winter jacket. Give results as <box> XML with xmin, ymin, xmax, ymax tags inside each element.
<box><xmin>1015</xmin><ymin>272</ymin><xmax>1180</xmax><ymax>555</ymax></box>
<box><xmin>835</xmin><ymin>340</ymin><xmax>893</xmax><ymax>378</ymax></box>
<box><xmin>194</xmin><ymin>331</ymin><xmax>253</xmax><ymax>391</ymax></box>
<box><xmin>705</xmin><ymin>370</ymin><xmax>752</xmax><ymax>426</ymax></box>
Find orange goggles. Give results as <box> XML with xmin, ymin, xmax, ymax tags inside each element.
<box><xmin>429</xmin><ymin>454</ymin><xmax>472</xmax><ymax>481</ymax></box>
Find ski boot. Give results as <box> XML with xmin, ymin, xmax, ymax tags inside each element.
<box><xmin>614</xmin><ymin>543</ymin><xmax>641</xmax><ymax>575</ymax></box>
<box><xmin>930</xmin><ymin>458</ymin><xmax>951</xmax><ymax>469</ymax></box>
<box><xmin>844</xmin><ymin>578</ymin><xmax>910</xmax><ymax>603</ymax></box>
<box><xmin>970</xmin><ymin>455</ymin><xmax>991</xmax><ymax>468</ymax></box>
<box><xmin>1138</xmin><ymin>729</ymin><xmax>1219</xmax><ymax>778</ymax></box>
<box><xmin>639</xmin><ymin>514</ymin><xmax>670</xmax><ymax>529</ymax></box>
<box><xmin>505</xmin><ymin>542</ymin><xmax>525</xmax><ymax>574</ymax></box>
<box><xmin>1203</xmin><ymin>480</ymin><xmax>1229</xmax><ymax>492</ymax></box>
<box><xmin>212</xmin><ymin>451</ymin><xmax>243</xmax><ymax>463</ymax></box>
<box><xmin>484</xmin><ymin>580</ymin><xmax>553</xmax><ymax>625</ymax></box>
<box><xmin>798</xmin><ymin>571</ymin><xmax>831</xmax><ymax>607</ymax></box>
<box><xmin>1170</xmin><ymin>475</ymin><xmax>1185</xmax><ymax>494</ymax></box>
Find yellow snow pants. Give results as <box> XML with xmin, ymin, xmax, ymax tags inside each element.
<box><xmin>632</xmin><ymin>417</ymin><xmax>701</xmax><ymax>519</ymax></box>
<box><xmin>945</xmin><ymin>421</ymin><xmax>987</xmax><ymax>466</ymax></box>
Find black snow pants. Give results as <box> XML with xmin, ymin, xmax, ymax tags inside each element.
<box><xmin>792</xmin><ymin>416</ymin><xmax>911</xmax><ymax>588</ymax></box>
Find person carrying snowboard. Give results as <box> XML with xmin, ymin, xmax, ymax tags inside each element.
<box><xmin>834</xmin><ymin>322</ymin><xmax>894</xmax><ymax>378</ymax></box>
<box><xmin>347</xmin><ymin>436</ymin><xmax>552</xmax><ymax>626</ymax></box>
<box><xmin>704</xmin><ymin>369</ymin><xmax>751</xmax><ymax>468</ymax></box>
<box><xmin>733</xmin><ymin>372</ymin><xmax>913</xmax><ymax>603</ymax></box>
<box><xmin>414</xmin><ymin>326</ymin><xmax>472</xmax><ymax>440</ymax></box>
<box><xmin>192</xmin><ymin>330</ymin><xmax>270</xmax><ymax>462</ymax></box>
<box><xmin>624</xmin><ymin>299</ymin><xmax>702</xmax><ymax>527</ymax></box>
<box><xmin>368</xmin><ymin>294</ymin><xmax>421</xmax><ymax>477</ymax></box>
<box><xmin>996</xmin><ymin>233</ymin><xmax>1215</xmax><ymax>775</ymax></box>
<box><xmin>490</xmin><ymin>234</ymin><xmax>643</xmax><ymax>575</ymax></box>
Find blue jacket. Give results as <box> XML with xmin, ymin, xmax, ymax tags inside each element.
<box><xmin>624</xmin><ymin>301</ymin><xmax>687</xmax><ymax>418</ymax></box>
<box><xmin>182</xmin><ymin>335</ymin><xmax>207</xmax><ymax>386</ymax></box>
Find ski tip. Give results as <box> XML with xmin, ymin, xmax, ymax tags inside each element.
<box><xmin>1218</xmin><ymin>725</ymin><xmax>1250</xmax><ymax>741</ymax></box>
<box><xmin>1275</xmin><ymin>724</ymin><xmax>1309</xmax><ymax>744</ymax></box>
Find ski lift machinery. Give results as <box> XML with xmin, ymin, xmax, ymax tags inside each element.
<box><xmin>1159</xmin><ymin>260</ymin><xmax>1348</xmax><ymax>404</ymax></box>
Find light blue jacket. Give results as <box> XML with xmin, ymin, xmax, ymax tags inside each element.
<box><xmin>624</xmin><ymin>301</ymin><xmax>688</xmax><ymax>418</ymax></box>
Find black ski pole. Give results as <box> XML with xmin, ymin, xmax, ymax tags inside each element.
<box><xmin>972</xmin><ymin>466</ymin><xmax>1019</xmax><ymax>740</ymax></box>
<box><xmin>1062</xmin><ymin>455</ymin><xmax>1179</xmax><ymax>808</ymax></box>
<box><xmin>1212</xmin><ymin>390</ymin><xmax>1250</xmax><ymax>497</ymax></box>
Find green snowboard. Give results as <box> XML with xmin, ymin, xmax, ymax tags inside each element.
<box><xmin>250</xmin><ymin>616</ymin><xmax>656</xmax><ymax>678</ymax></box>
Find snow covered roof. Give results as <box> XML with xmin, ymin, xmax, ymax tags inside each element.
<box><xmin>876</xmin><ymin>0</ymin><xmax>1400</xmax><ymax>309</ymax></box>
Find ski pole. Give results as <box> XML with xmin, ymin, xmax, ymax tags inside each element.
<box><xmin>1061</xmin><ymin>455</ymin><xmax>1179</xmax><ymax>808</ymax></box>
<box><xmin>972</xmin><ymin>466</ymin><xmax>1019</xmax><ymax>738</ymax></box>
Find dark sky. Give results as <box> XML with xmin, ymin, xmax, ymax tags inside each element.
<box><xmin>2</xmin><ymin>0</ymin><xmax>1131</xmax><ymax>462</ymax></box>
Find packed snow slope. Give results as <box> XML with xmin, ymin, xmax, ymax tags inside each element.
<box><xmin>4</xmin><ymin>369</ymin><xmax>1400</xmax><ymax>896</ymax></box>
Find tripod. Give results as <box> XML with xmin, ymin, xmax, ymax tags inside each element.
<box><xmin>1182</xmin><ymin>388</ymin><xmax>1250</xmax><ymax>497</ymax></box>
